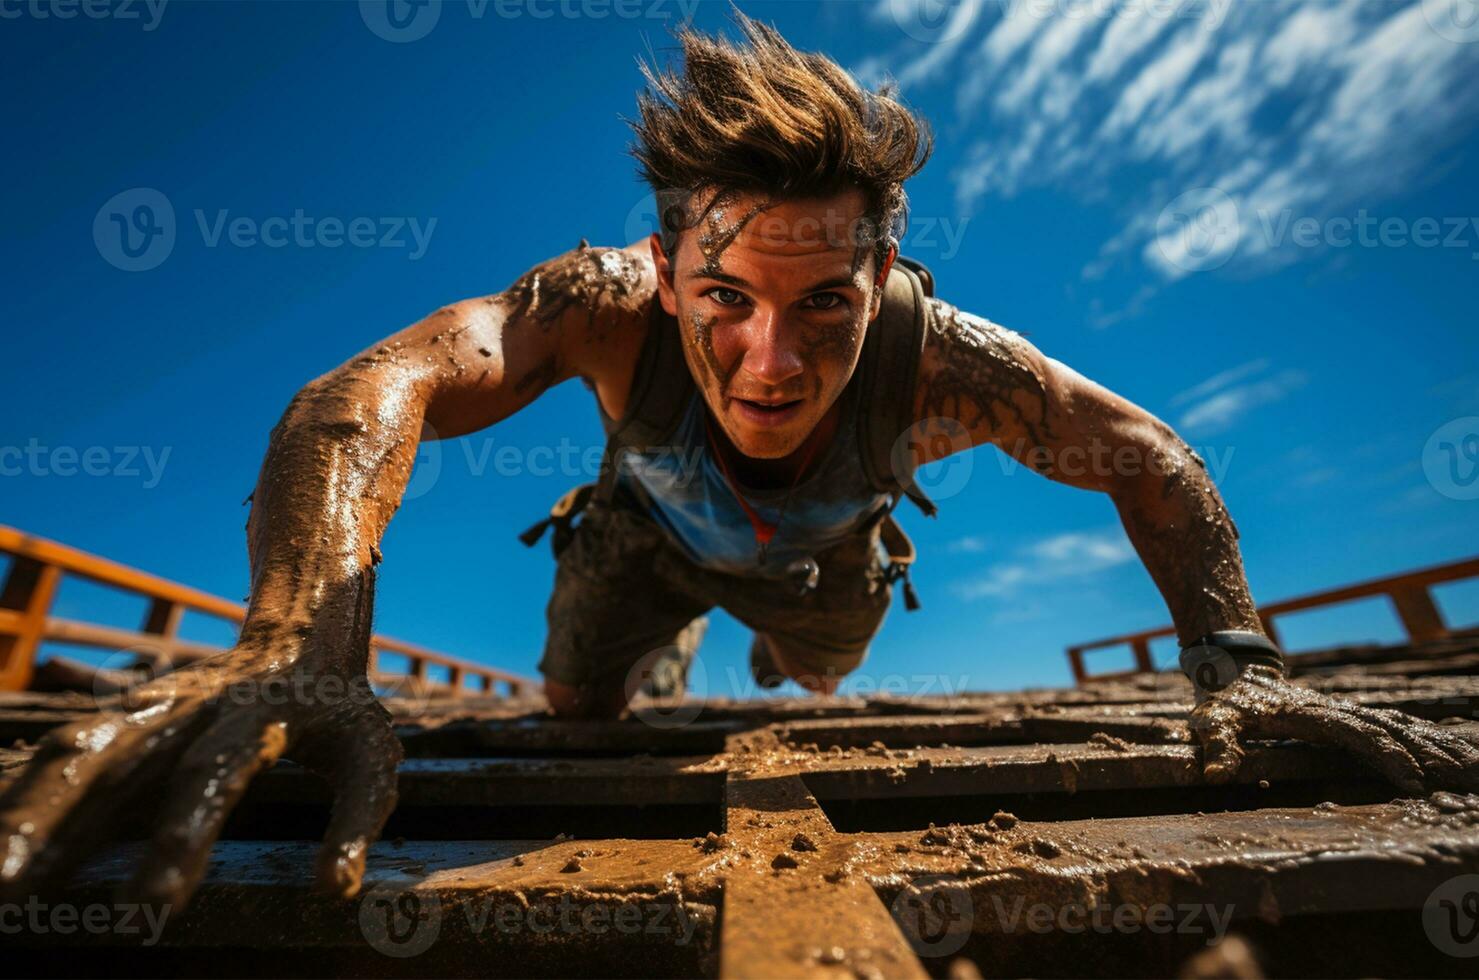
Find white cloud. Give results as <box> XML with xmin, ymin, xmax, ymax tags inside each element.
<box><xmin>1176</xmin><ymin>365</ymin><xmax>1307</xmax><ymax>435</ymax></box>
<box><xmin>1168</xmin><ymin>357</ymin><xmax>1269</xmax><ymax>408</ymax></box>
<box><xmin>862</xmin><ymin>0</ymin><xmax>1479</xmax><ymax>316</ymax></box>
<box><xmin>955</xmin><ymin>526</ymin><xmax>1135</xmax><ymax>601</ymax></box>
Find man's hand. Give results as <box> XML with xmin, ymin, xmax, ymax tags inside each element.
<box><xmin>1192</xmin><ymin>664</ymin><xmax>1479</xmax><ymax>795</ymax></box>
<box><xmin>0</xmin><ymin>637</ymin><xmax>401</xmax><ymax>910</ymax></box>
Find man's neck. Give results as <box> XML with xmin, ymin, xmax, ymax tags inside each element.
<box><xmin>707</xmin><ymin>399</ymin><xmax>842</xmax><ymax>491</ymax></box>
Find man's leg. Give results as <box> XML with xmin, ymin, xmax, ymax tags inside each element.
<box><xmin>538</xmin><ymin>500</ymin><xmax>712</xmax><ymax>719</ymax></box>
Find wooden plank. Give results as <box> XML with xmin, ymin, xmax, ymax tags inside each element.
<box><xmin>718</xmin><ymin>731</ymin><xmax>928</xmax><ymax>980</ymax></box>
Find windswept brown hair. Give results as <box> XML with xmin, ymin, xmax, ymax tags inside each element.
<box><xmin>629</xmin><ymin>10</ymin><xmax>932</xmax><ymax>270</ymax></box>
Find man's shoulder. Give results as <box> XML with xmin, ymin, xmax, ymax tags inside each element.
<box><xmin>525</xmin><ymin>242</ymin><xmax>658</xmax><ymax>420</ymax></box>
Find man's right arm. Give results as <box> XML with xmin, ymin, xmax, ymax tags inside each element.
<box><xmin>0</xmin><ymin>243</ymin><xmax>654</xmax><ymax>910</ymax></box>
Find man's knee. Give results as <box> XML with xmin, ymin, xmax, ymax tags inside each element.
<box><xmin>768</xmin><ymin>642</ymin><xmax>859</xmax><ymax>696</ymax></box>
<box><xmin>544</xmin><ymin>678</ymin><xmax>629</xmax><ymax>720</ymax></box>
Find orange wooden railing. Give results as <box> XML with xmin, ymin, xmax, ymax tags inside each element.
<box><xmin>1067</xmin><ymin>555</ymin><xmax>1479</xmax><ymax>684</ymax></box>
<box><xmin>0</xmin><ymin>525</ymin><xmax>534</xmax><ymax>697</ymax></box>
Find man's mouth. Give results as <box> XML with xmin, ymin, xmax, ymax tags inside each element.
<box><xmin>730</xmin><ymin>396</ymin><xmax>804</xmax><ymax>428</ymax></box>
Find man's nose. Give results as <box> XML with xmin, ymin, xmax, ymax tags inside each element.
<box><xmin>739</xmin><ymin>308</ymin><xmax>803</xmax><ymax>388</ymax></box>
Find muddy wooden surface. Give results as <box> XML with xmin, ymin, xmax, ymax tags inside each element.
<box><xmin>4</xmin><ymin>632</ymin><xmax>1479</xmax><ymax>978</ymax></box>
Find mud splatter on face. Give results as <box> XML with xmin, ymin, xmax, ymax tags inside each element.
<box><xmin>695</xmin><ymin>190</ymin><xmax>774</xmax><ymax>279</ymax></box>
<box><xmin>688</xmin><ymin>309</ymin><xmax>740</xmax><ymax>394</ymax></box>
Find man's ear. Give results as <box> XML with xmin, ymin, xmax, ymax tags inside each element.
<box><xmin>650</xmin><ymin>233</ymin><xmax>679</xmax><ymax>317</ymax></box>
<box><xmin>868</xmin><ymin>244</ymin><xmax>899</xmax><ymax>321</ymax></box>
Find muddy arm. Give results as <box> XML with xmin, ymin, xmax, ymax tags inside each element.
<box><xmin>912</xmin><ymin>296</ymin><xmax>1479</xmax><ymax>794</ymax></box>
<box><xmin>0</xmin><ymin>244</ymin><xmax>653</xmax><ymax>910</ymax></box>
<box><xmin>912</xmin><ymin>296</ymin><xmax>1259</xmax><ymax>644</ymax></box>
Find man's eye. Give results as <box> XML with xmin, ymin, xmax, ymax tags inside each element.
<box><xmin>803</xmin><ymin>292</ymin><xmax>845</xmax><ymax>311</ymax></box>
<box><xmin>705</xmin><ymin>287</ymin><xmax>746</xmax><ymax>307</ymax></box>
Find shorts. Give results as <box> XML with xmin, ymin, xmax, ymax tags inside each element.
<box><xmin>536</xmin><ymin>496</ymin><xmax>894</xmax><ymax>692</ymax></box>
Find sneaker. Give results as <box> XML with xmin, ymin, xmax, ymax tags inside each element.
<box><xmin>749</xmin><ymin>631</ymin><xmax>786</xmax><ymax>690</ymax></box>
<box><xmin>640</xmin><ymin>616</ymin><xmax>707</xmax><ymax>698</ymax></box>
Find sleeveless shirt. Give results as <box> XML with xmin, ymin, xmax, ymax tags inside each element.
<box><xmin>609</xmin><ymin>377</ymin><xmax>891</xmax><ymax>580</ymax></box>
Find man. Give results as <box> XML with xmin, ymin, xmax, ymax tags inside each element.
<box><xmin>3</xmin><ymin>13</ymin><xmax>1476</xmax><ymax>913</ymax></box>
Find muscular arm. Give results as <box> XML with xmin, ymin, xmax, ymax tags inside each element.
<box><xmin>244</xmin><ymin>240</ymin><xmax>652</xmax><ymax>649</ymax></box>
<box><xmin>915</xmin><ymin>296</ymin><xmax>1479</xmax><ymax>795</ymax></box>
<box><xmin>914</xmin><ymin>297</ymin><xmax>1258</xmax><ymax>645</ymax></box>
<box><xmin>0</xmin><ymin>243</ymin><xmax>653</xmax><ymax>909</ymax></box>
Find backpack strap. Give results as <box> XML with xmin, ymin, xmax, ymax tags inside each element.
<box><xmin>593</xmin><ymin>299</ymin><xmax>693</xmax><ymax>505</ymax></box>
<box><xmin>857</xmin><ymin>257</ymin><xmax>938</xmax><ymax>517</ymax></box>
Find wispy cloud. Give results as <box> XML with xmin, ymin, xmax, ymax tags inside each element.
<box><xmin>1175</xmin><ymin>362</ymin><xmax>1307</xmax><ymax>435</ymax></box>
<box><xmin>955</xmin><ymin>526</ymin><xmax>1135</xmax><ymax>601</ymax></box>
<box><xmin>1168</xmin><ymin>357</ymin><xmax>1269</xmax><ymax>408</ymax></box>
<box><xmin>862</xmin><ymin>1</ymin><xmax>1479</xmax><ymax>317</ymax></box>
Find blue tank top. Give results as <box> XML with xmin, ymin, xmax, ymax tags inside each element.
<box><xmin>612</xmin><ymin>380</ymin><xmax>891</xmax><ymax>579</ymax></box>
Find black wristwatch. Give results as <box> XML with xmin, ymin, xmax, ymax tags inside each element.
<box><xmin>1179</xmin><ymin>630</ymin><xmax>1284</xmax><ymax>694</ymax></box>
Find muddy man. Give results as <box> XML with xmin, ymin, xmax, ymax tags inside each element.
<box><xmin>4</xmin><ymin>13</ymin><xmax>1477</xmax><ymax>912</ymax></box>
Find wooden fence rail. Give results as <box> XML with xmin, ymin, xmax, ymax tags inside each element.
<box><xmin>1067</xmin><ymin>555</ymin><xmax>1479</xmax><ymax>684</ymax></box>
<box><xmin>0</xmin><ymin>525</ymin><xmax>534</xmax><ymax>697</ymax></box>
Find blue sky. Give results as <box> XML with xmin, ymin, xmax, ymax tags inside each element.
<box><xmin>3</xmin><ymin>0</ymin><xmax>1477</xmax><ymax>696</ymax></box>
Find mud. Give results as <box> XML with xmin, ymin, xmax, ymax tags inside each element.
<box><xmin>0</xmin><ymin>236</ymin><xmax>662</xmax><ymax>914</ymax></box>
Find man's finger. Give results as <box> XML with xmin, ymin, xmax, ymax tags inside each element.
<box><xmin>128</xmin><ymin>712</ymin><xmax>290</xmax><ymax>909</ymax></box>
<box><xmin>312</xmin><ymin>711</ymin><xmax>403</xmax><ymax>898</ymax></box>
<box><xmin>1361</xmin><ymin>708</ymin><xmax>1479</xmax><ymax>793</ymax></box>
<box><xmin>1193</xmin><ymin>700</ymin><xmax>1245</xmax><ymax>783</ymax></box>
<box><xmin>1279</xmin><ymin>709</ymin><xmax>1425</xmax><ymax>795</ymax></box>
<box><xmin>0</xmin><ymin>705</ymin><xmax>205</xmax><ymax>897</ymax></box>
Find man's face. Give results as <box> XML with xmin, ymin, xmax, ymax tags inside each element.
<box><xmin>652</xmin><ymin>187</ymin><xmax>896</xmax><ymax>459</ymax></box>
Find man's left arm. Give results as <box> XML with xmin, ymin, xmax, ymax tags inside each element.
<box><xmin>913</xmin><ymin>296</ymin><xmax>1479</xmax><ymax>794</ymax></box>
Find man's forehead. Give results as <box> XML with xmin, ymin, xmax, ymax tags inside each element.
<box><xmin>677</xmin><ymin>186</ymin><xmax>875</xmax><ymax>274</ymax></box>
<box><xmin>694</xmin><ymin>188</ymin><xmax>868</xmax><ymax>244</ymax></box>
